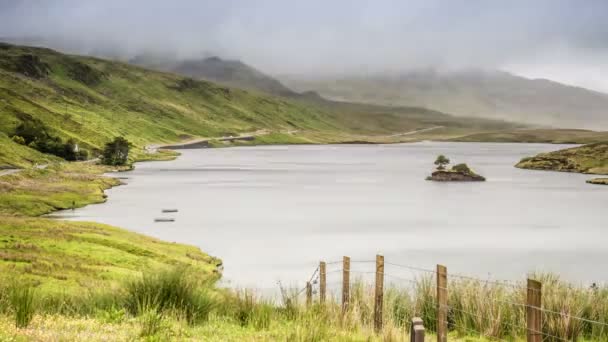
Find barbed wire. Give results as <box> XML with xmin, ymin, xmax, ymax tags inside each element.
<box><xmin>294</xmin><ymin>258</ymin><xmax>608</xmax><ymax>338</ymax></box>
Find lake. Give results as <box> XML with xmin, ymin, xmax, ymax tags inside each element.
<box><xmin>62</xmin><ymin>142</ymin><xmax>607</xmax><ymax>291</ymax></box>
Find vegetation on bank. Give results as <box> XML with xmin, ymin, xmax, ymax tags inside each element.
<box><xmin>0</xmin><ymin>162</ymin><xmax>122</xmax><ymax>216</ymax></box>
<box><xmin>516</xmin><ymin>142</ymin><xmax>608</xmax><ymax>175</ymax></box>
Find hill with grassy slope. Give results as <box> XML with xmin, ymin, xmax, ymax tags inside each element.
<box><xmin>516</xmin><ymin>142</ymin><xmax>608</xmax><ymax>175</ymax></box>
<box><xmin>0</xmin><ymin>42</ymin><xmax>526</xmax><ymax>168</ymax></box>
<box><xmin>0</xmin><ymin>43</ymin><xmax>342</xmax><ymax>165</ymax></box>
<box><xmin>282</xmin><ymin>69</ymin><xmax>608</xmax><ymax>130</ymax></box>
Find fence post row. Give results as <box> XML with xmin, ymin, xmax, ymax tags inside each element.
<box><xmin>306</xmin><ymin>281</ymin><xmax>312</xmax><ymax>307</ymax></box>
<box><xmin>308</xmin><ymin>257</ymin><xmax>547</xmax><ymax>341</ymax></box>
<box><xmin>374</xmin><ymin>254</ymin><xmax>385</xmax><ymax>332</ymax></box>
<box><xmin>527</xmin><ymin>279</ymin><xmax>542</xmax><ymax>342</ymax></box>
<box><xmin>320</xmin><ymin>261</ymin><xmax>326</xmax><ymax>303</ymax></box>
<box><xmin>342</xmin><ymin>256</ymin><xmax>350</xmax><ymax>314</ymax></box>
<box><xmin>436</xmin><ymin>264</ymin><xmax>448</xmax><ymax>342</ymax></box>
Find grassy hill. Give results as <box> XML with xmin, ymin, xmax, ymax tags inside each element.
<box><xmin>282</xmin><ymin>69</ymin><xmax>608</xmax><ymax>130</ymax></box>
<box><xmin>0</xmin><ymin>43</ymin><xmax>524</xmax><ymax>168</ymax></box>
<box><xmin>0</xmin><ymin>43</ymin><xmax>345</xmax><ymax>165</ymax></box>
<box><xmin>516</xmin><ymin>142</ymin><xmax>608</xmax><ymax>175</ymax></box>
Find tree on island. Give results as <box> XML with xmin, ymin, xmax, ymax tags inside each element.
<box><xmin>434</xmin><ymin>155</ymin><xmax>450</xmax><ymax>170</ymax></box>
<box><xmin>102</xmin><ymin>136</ymin><xmax>130</xmax><ymax>166</ymax></box>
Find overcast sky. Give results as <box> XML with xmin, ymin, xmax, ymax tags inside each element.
<box><xmin>1</xmin><ymin>0</ymin><xmax>608</xmax><ymax>92</ymax></box>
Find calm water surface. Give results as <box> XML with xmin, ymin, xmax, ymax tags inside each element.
<box><xmin>63</xmin><ymin>142</ymin><xmax>607</xmax><ymax>290</ymax></box>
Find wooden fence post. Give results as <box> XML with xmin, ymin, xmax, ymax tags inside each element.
<box><xmin>306</xmin><ymin>281</ymin><xmax>312</xmax><ymax>307</ymax></box>
<box><xmin>320</xmin><ymin>261</ymin><xmax>326</xmax><ymax>304</ymax></box>
<box><xmin>527</xmin><ymin>279</ymin><xmax>542</xmax><ymax>342</ymax></box>
<box><xmin>436</xmin><ymin>264</ymin><xmax>447</xmax><ymax>342</ymax></box>
<box><xmin>374</xmin><ymin>254</ymin><xmax>385</xmax><ymax>333</ymax></box>
<box><xmin>342</xmin><ymin>256</ymin><xmax>350</xmax><ymax>314</ymax></box>
<box><xmin>411</xmin><ymin>317</ymin><xmax>425</xmax><ymax>342</ymax></box>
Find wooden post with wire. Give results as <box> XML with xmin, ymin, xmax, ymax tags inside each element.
<box><xmin>527</xmin><ymin>279</ymin><xmax>542</xmax><ymax>342</ymax></box>
<box><xmin>319</xmin><ymin>261</ymin><xmax>327</xmax><ymax>304</ymax></box>
<box><xmin>374</xmin><ymin>254</ymin><xmax>385</xmax><ymax>332</ymax></box>
<box><xmin>436</xmin><ymin>264</ymin><xmax>448</xmax><ymax>342</ymax></box>
<box><xmin>342</xmin><ymin>256</ymin><xmax>350</xmax><ymax>314</ymax></box>
<box><xmin>306</xmin><ymin>281</ymin><xmax>312</xmax><ymax>307</ymax></box>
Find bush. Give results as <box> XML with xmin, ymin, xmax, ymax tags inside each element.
<box><xmin>14</xmin><ymin>119</ymin><xmax>88</xmax><ymax>161</ymax></box>
<box><xmin>452</xmin><ymin>163</ymin><xmax>472</xmax><ymax>174</ymax></box>
<box><xmin>102</xmin><ymin>137</ymin><xmax>131</xmax><ymax>166</ymax></box>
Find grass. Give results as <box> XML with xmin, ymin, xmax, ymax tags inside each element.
<box><xmin>0</xmin><ymin>132</ymin><xmax>59</xmax><ymax>169</ymax></box>
<box><xmin>0</xmin><ymin>216</ymin><xmax>220</xmax><ymax>295</ymax></box>
<box><xmin>516</xmin><ymin>142</ymin><xmax>608</xmax><ymax>175</ymax></box>
<box><xmin>0</xmin><ymin>162</ymin><xmax>122</xmax><ymax>216</ymax></box>
<box><xmin>0</xmin><ymin>268</ymin><xmax>606</xmax><ymax>341</ymax></box>
<box><xmin>8</xmin><ymin>283</ymin><xmax>36</xmax><ymax>328</ymax></box>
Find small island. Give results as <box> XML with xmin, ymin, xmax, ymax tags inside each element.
<box><xmin>426</xmin><ymin>155</ymin><xmax>486</xmax><ymax>182</ymax></box>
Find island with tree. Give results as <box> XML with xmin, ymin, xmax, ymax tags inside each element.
<box><xmin>426</xmin><ymin>155</ymin><xmax>486</xmax><ymax>182</ymax></box>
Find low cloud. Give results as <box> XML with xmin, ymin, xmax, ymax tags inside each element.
<box><xmin>1</xmin><ymin>0</ymin><xmax>607</xmax><ymax>91</ymax></box>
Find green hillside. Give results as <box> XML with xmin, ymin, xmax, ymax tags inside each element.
<box><xmin>0</xmin><ymin>132</ymin><xmax>59</xmax><ymax>168</ymax></box>
<box><xmin>0</xmin><ymin>43</ymin><xmax>343</xmax><ymax>164</ymax></box>
<box><xmin>0</xmin><ymin>43</ymin><xmax>523</xmax><ymax>168</ymax></box>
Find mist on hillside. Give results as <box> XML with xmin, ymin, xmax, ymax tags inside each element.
<box><xmin>1</xmin><ymin>0</ymin><xmax>608</xmax><ymax>93</ymax></box>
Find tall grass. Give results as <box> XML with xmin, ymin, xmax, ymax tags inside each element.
<box><xmin>8</xmin><ymin>284</ymin><xmax>36</xmax><ymax>328</ymax></box>
<box><xmin>1</xmin><ymin>268</ymin><xmax>607</xmax><ymax>341</ymax></box>
<box><xmin>124</xmin><ymin>268</ymin><xmax>217</xmax><ymax>325</ymax></box>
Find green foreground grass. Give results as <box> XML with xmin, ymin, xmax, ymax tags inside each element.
<box><xmin>1</xmin><ymin>268</ymin><xmax>606</xmax><ymax>341</ymax></box>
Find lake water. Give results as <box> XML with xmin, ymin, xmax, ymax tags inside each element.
<box><xmin>63</xmin><ymin>142</ymin><xmax>607</xmax><ymax>291</ymax></box>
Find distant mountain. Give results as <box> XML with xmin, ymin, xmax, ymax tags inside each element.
<box><xmin>281</xmin><ymin>69</ymin><xmax>608</xmax><ymax>130</ymax></box>
<box><xmin>152</xmin><ymin>56</ymin><xmax>298</xmax><ymax>97</ymax></box>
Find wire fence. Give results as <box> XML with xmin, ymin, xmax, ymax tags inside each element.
<box><xmin>287</xmin><ymin>256</ymin><xmax>608</xmax><ymax>341</ymax></box>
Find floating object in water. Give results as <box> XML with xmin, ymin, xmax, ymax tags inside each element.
<box><xmin>162</xmin><ymin>209</ymin><xmax>179</xmax><ymax>213</ymax></box>
<box><xmin>154</xmin><ymin>218</ymin><xmax>175</xmax><ymax>222</ymax></box>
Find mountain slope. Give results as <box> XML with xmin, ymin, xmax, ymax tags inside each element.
<box><xmin>0</xmin><ymin>43</ymin><xmax>526</xmax><ymax>167</ymax></box>
<box><xmin>281</xmin><ymin>69</ymin><xmax>608</xmax><ymax>130</ymax></box>
<box><xmin>170</xmin><ymin>57</ymin><xmax>297</xmax><ymax>97</ymax></box>
<box><xmin>0</xmin><ymin>43</ymin><xmax>344</xmax><ymax>162</ymax></box>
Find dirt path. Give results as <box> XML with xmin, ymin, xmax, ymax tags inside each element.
<box><xmin>0</xmin><ymin>168</ymin><xmax>22</xmax><ymax>177</ymax></box>
<box><xmin>145</xmin><ymin>130</ymin><xmax>271</xmax><ymax>152</ymax></box>
<box><xmin>0</xmin><ymin>163</ymin><xmax>48</xmax><ymax>177</ymax></box>
<box><xmin>384</xmin><ymin>126</ymin><xmax>444</xmax><ymax>138</ymax></box>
